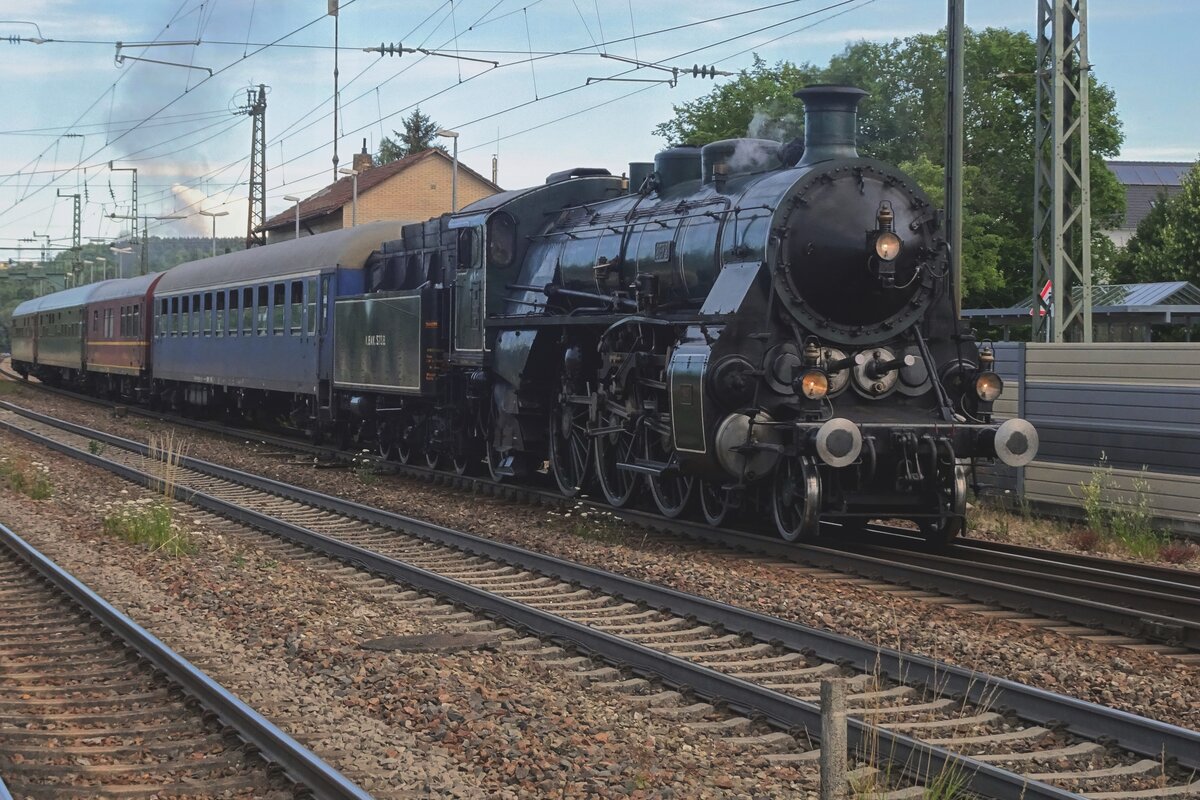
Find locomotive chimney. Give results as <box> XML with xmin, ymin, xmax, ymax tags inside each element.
<box><xmin>793</xmin><ymin>85</ymin><xmax>867</xmax><ymax>167</ymax></box>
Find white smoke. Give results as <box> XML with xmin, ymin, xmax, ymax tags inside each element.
<box><xmin>747</xmin><ymin>110</ymin><xmax>800</xmax><ymax>143</ymax></box>
<box><xmin>170</xmin><ymin>184</ymin><xmax>247</xmax><ymax>238</ymax></box>
<box><xmin>727</xmin><ymin>138</ymin><xmax>782</xmax><ymax>174</ymax></box>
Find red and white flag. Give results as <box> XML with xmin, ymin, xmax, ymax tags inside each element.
<box><xmin>1032</xmin><ymin>280</ymin><xmax>1051</xmax><ymax>317</ymax></box>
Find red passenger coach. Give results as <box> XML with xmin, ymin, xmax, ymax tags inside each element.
<box><xmin>84</xmin><ymin>273</ymin><xmax>165</xmax><ymax>399</ymax></box>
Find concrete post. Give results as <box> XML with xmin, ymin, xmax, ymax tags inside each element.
<box><xmin>820</xmin><ymin>677</ymin><xmax>848</xmax><ymax>800</ymax></box>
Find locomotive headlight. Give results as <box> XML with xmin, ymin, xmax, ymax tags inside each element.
<box><xmin>874</xmin><ymin>231</ymin><xmax>902</xmax><ymax>261</ymax></box>
<box><xmin>974</xmin><ymin>371</ymin><xmax>1003</xmax><ymax>402</ymax></box>
<box><xmin>798</xmin><ymin>369</ymin><xmax>830</xmax><ymax>400</ymax></box>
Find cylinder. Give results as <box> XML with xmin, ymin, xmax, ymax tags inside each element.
<box><xmin>793</xmin><ymin>85</ymin><xmax>867</xmax><ymax>166</ymax></box>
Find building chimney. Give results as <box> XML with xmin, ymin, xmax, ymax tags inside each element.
<box><xmin>352</xmin><ymin>138</ymin><xmax>374</xmax><ymax>172</ymax></box>
<box><xmin>793</xmin><ymin>85</ymin><xmax>867</xmax><ymax>167</ymax></box>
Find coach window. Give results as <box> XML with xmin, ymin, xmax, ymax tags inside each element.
<box><xmin>241</xmin><ymin>288</ymin><xmax>253</xmax><ymax>334</ymax></box>
<box><xmin>133</xmin><ymin>304</ymin><xmax>141</xmax><ymax>337</ymax></box>
<box><xmin>169</xmin><ymin>297</ymin><xmax>178</xmax><ymax>335</ymax></box>
<box><xmin>306</xmin><ymin>277</ymin><xmax>317</xmax><ymax>335</ymax></box>
<box><xmin>319</xmin><ymin>275</ymin><xmax>331</xmax><ymax>334</ymax></box>
<box><xmin>257</xmin><ymin>286</ymin><xmax>269</xmax><ymax>335</ymax></box>
<box><xmin>202</xmin><ymin>293</ymin><xmax>213</xmax><ymax>336</ymax></box>
<box><xmin>272</xmin><ymin>283</ymin><xmax>285</xmax><ymax>335</ymax></box>
<box><xmin>289</xmin><ymin>280</ymin><xmax>303</xmax><ymax>335</ymax></box>
<box><xmin>227</xmin><ymin>291</ymin><xmax>239</xmax><ymax>336</ymax></box>
<box><xmin>214</xmin><ymin>292</ymin><xmax>225</xmax><ymax>337</ymax></box>
<box><xmin>93</xmin><ymin>309</ymin><xmax>99</xmax><ymax>333</ymax></box>
<box><xmin>191</xmin><ymin>294</ymin><xmax>200</xmax><ymax>336</ymax></box>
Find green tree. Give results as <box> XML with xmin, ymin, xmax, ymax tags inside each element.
<box><xmin>377</xmin><ymin>107</ymin><xmax>447</xmax><ymax>164</ymax></box>
<box><xmin>1113</xmin><ymin>159</ymin><xmax>1200</xmax><ymax>284</ymax></box>
<box><xmin>654</xmin><ymin>28</ymin><xmax>1126</xmax><ymax>307</ymax></box>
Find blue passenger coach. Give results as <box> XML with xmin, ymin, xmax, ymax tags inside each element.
<box><xmin>150</xmin><ymin>222</ymin><xmax>400</xmax><ymax>427</ymax></box>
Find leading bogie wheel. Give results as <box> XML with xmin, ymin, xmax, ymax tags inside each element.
<box><xmin>920</xmin><ymin>458</ymin><xmax>968</xmax><ymax>548</ymax></box>
<box><xmin>772</xmin><ymin>456</ymin><xmax>822</xmax><ymax>542</ymax></box>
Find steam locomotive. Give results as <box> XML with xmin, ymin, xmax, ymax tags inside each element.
<box><xmin>11</xmin><ymin>85</ymin><xmax>1037</xmax><ymax>545</ymax></box>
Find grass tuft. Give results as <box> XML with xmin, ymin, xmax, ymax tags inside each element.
<box><xmin>0</xmin><ymin>456</ymin><xmax>53</xmax><ymax>499</ymax></box>
<box><xmin>102</xmin><ymin>499</ymin><xmax>194</xmax><ymax>556</ymax></box>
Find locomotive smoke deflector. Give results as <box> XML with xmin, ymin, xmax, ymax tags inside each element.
<box><xmin>793</xmin><ymin>84</ymin><xmax>868</xmax><ymax>166</ymax></box>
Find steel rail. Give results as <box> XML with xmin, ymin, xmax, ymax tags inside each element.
<box><xmin>2</xmin><ymin>389</ymin><xmax>1197</xmax><ymax>650</ymax></box>
<box><xmin>603</xmin><ymin>503</ymin><xmax>1200</xmax><ymax>649</ymax></box>
<box><xmin>3</xmin><ymin>409</ymin><xmax>1197</xmax><ymax>795</ymax></box>
<box><xmin>0</xmin><ymin>520</ymin><xmax>372</xmax><ymax>800</ymax></box>
<box><xmin>845</xmin><ymin>541</ymin><xmax>1200</xmax><ymax>615</ymax></box>
<box><xmin>951</xmin><ymin>537</ymin><xmax>1200</xmax><ymax>590</ymax></box>
<box><xmin>0</xmin><ymin>417</ymin><xmax>1081</xmax><ymax>800</ymax></box>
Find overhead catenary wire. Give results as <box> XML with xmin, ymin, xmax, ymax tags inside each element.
<box><xmin>6</xmin><ymin>0</ymin><xmax>876</xmax><ymax>246</ymax></box>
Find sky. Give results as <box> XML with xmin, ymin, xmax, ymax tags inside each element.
<box><xmin>1</xmin><ymin>0</ymin><xmax>1197</xmax><ymax>263</ymax></box>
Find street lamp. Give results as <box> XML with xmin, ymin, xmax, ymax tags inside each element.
<box><xmin>95</xmin><ymin>256</ymin><xmax>108</xmax><ymax>281</ymax></box>
<box><xmin>198</xmin><ymin>210</ymin><xmax>230</xmax><ymax>257</ymax></box>
<box><xmin>82</xmin><ymin>259</ymin><xmax>93</xmax><ymax>283</ymax></box>
<box><xmin>110</xmin><ymin>246</ymin><xmax>134</xmax><ymax>278</ymax></box>
<box><xmin>337</xmin><ymin>167</ymin><xmax>359</xmax><ymax>226</ymax></box>
<box><xmin>436</xmin><ymin>129</ymin><xmax>459</xmax><ymax>212</ymax></box>
<box><xmin>283</xmin><ymin>195</ymin><xmax>302</xmax><ymax>240</ymax></box>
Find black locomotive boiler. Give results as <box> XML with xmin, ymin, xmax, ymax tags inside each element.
<box><xmin>338</xmin><ymin>84</ymin><xmax>1039</xmax><ymax>545</ymax></box>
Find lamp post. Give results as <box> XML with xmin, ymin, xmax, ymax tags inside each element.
<box><xmin>110</xmin><ymin>246</ymin><xmax>134</xmax><ymax>278</ymax></box>
<box><xmin>82</xmin><ymin>259</ymin><xmax>93</xmax><ymax>283</ymax></box>
<box><xmin>337</xmin><ymin>167</ymin><xmax>359</xmax><ymax>226</ymax></box>
<box><xmin>284</xmin><ymin>195</ymin><xmax>302</xmax><ymax>240</ymax></box>
<box><xmin>436</xmin><ymin>129</ymin><xmax>460</xmax><ymax>212</ymax></box>
<box><xmin>198</xmin><ymin>210</ymin><xmax>230</xmax><ymax>257</ymax></box>
<box><xmin>95</xmin><ymin>256</ymin><xmax>109</xmax><ymax>281</ymax></box>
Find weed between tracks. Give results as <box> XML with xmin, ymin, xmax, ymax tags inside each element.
<box><xmin>0</xmin><ymin>456</ymin><xmax>53</xmax><ymax>499</ymax></box>
<box><xmin>552</xmin><ymin>500</ymin><xmax>629</xmax><ymax>545</ymax></box>
<box><xmin>102</xmin><ymin>431</ymin><xmax>195</xmax><ymax>557</ymax></box>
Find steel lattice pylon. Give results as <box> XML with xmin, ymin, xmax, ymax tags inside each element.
<box><xmin>1032</xmin><ymin>0</ymin><xmax>1092</xmax><ymax>342</ymax></box>
<box><xmin>244</xmin><ymin>85</ymin><xmax>268</xmax><ymax>249</ymax></box>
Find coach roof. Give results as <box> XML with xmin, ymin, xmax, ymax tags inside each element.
<box><xmin>88</xmin><ymin>272</ymin><xmax>163</xmax><ymax>303</ymax></box>
<box><xmin>12</xmin><ymin>281</ymin><xmax>120</xmax><ymax>318</ymax></box>
<box><xmin>155</xmin><ymin>221</ymin><xmax>401</xmax><ymax>295</ymax></box>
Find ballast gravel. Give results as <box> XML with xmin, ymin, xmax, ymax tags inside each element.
<box><xmin>0</xmin><ymin>428</ymin><xmax>818</xmax><ymax>798</ymax></box>
<box><xmin>2</xmin><ymin>379</ymin><xmax>1197</xmax><ymax>736</ymax></box>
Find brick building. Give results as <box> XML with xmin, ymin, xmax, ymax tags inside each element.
<box><xmin>260</xmin><ymin>145</ymin><xmax>501</xmax><ymax>243</ymax></box>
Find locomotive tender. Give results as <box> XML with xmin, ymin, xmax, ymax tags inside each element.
<box><xmin>11</xmin><ymin>85</ymin><xmax>1037</xmax><ymax>544</ymax></box>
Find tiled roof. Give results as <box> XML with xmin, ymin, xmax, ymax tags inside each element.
<box><xmin>260</xmin><ymin>149</ymin><xmax>500</xmax><ymax>231</ymax></box>
<box><xmin>1106</xmin><ymin>160</ymin><xmax>1194</xmax><ymax>231</ymax></box>
<box><xmin>1106</xmin><ymin>160</ymin><xmax>1193</xmax><ymax>187</ymax></box>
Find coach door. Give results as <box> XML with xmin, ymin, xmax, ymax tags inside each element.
<box><xmin>453</xmin><ymin>225</ymin><xmax>484</xmax><ymax>352</ymax></box>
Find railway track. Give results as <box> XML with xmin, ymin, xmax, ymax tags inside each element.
<box><xmin>2</xmin><ymin>370</ymin><xmax>1198</xmax><ymax>657</ymax></box>
<box><xmin>0</xmin><ymin>520</ymin><xmax>370</xmax><ymax>800</ymax></box>
<box><xmin>1</xmin><ymin>404</ymin><xmax>1196</xmax><ymax>799</ymax></box>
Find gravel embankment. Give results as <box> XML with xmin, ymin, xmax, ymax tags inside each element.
<box><xmin>1</xmin><ymin>378</ymin><xmax>1197</xmax><ymax>734</ymax></box>
<box><xmin>0</xmin><ymin>428</ymin><xmax>818</xmax><ymax>799</ymax></box>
